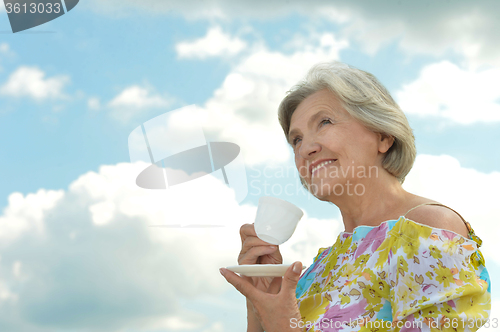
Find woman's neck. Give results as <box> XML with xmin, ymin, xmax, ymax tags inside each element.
<box><xmin>329</xmin><ymin>170</ymin><xmax>411</xmax><ymax>233</ymax></box>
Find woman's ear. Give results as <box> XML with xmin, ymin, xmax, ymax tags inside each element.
<box><xmin>378</xmin><ymin>133</ymin><xmax>395</xmax><ymax>154</ymax></box>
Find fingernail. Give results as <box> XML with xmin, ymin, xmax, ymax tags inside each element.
<box><xmin>269</xmin><ymin>246</ymin><xmax>276</xmax><ymax>249</ymax></box>
<box><xmin>293</xmin><ymin>262</ymin><xmax>301</xmax><ymax>274</ymax></box>
<box><xmin>219</xmin><ymin>268</ymin><xmax>225</xmax><ymax>277</ymax></box>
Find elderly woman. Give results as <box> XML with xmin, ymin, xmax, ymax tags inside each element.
<box><xmin>219</xmin><ymin>62</ymin><xmax>491</xmax><ymax>332</ymax></box>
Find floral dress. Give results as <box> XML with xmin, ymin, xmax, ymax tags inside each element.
<box><xmin>295</xmin><ymin>204</ymin><xmax>491</xmax><ymax>332</ymax></box>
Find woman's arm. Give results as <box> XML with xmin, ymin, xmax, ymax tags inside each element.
<box><xmin>247</xmin><ymin>299</ymin><xmax>265</xmax><ymax>332</ymax></box>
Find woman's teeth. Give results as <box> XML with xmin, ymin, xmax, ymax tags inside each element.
<box><xmin>312</xmin><ymin>160</ymin><xmax>334</xmax><ymax>175</ymax></box>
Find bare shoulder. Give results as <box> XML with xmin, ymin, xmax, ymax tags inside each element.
<box><xmin>404</xmin><ymin>204</ymin><xmax>470</xmax><ymax>238</ymax></box>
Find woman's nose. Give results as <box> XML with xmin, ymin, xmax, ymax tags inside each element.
<box><xmin>299</xmin><ymin>138</ymin><xmax>321</xmax><ymax>160</ymax></box>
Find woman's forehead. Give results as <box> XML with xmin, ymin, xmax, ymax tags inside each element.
<box><xmin>290</xmin><ymin>90</ymin><xmax>346</xmax><ymax>127</ymax></box>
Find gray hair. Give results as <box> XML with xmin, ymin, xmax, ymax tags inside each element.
<box><xmin>278</xmin><ymin>61</ymin><xmax>416</xmax><ymax>183</ymax></box>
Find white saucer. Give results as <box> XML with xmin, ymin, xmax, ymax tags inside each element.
<box><xmin>225</xmin><ymin>264</ymin><xmax>306</xmax><ymax>277</ymax></box>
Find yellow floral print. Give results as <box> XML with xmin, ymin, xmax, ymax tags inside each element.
<box><xmin>295</xmin><ymin>216</ymin><xmax>491</xmax><ymax>332</ymax></box>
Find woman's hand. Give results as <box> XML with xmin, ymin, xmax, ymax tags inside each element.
<box><xmin>238</xmin><ymin>223</ymin><xmax>283</xmax><ymax>292</ymax></box>
<box><xmin>220</xmin><ymin>262</ymin><xmax>304</xmax><ymax>332</ymax></box>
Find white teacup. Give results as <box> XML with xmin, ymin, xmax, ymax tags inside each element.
<box><xmin>254</xmin><ymin>196</ymin><xmax>304</xmax><ymax>245</ymax></box>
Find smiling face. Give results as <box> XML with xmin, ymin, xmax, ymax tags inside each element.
<box><xmin>289</xmin><ymin>88</ymin><xmax>393</xmax><ymax>200</ymax></box>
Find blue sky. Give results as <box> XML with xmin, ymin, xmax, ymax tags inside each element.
<box><xmin>0</xmin><ymin>1</ymin><xmax>499</xmax><ymax>331</ymax></box>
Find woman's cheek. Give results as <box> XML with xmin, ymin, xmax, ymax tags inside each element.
<box><xmin>295</xmin><ymin>160</ymin><xmax>308</xmax><ymax>179</ymax></box>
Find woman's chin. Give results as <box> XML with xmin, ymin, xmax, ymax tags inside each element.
<box><xmin>309</xmin><ymin>182</ymin><xmax>336</xmax><ymax>199</ymax></box>
<box><xmin>309</xmin><ymin>177</ymin><xmax>352</xmax><ymax>199</ymax></box>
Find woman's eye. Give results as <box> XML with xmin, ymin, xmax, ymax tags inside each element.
<box><xmin>292</xmin><ymin>137</ymin><xmax>302</xmax><ymax>146</ymax></box>
<box><xmin>320</xmin><ymin>118</ymin><xmax>332</xmax><ymax>126</ymax></box>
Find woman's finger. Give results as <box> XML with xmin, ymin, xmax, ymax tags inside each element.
<box><xmin>240</xmin><ymin>223</ymin><xmax>277</xmax><ymax>245</ymax></box>
<box><xmin>240</xmin><ymin>237</ymin><xmax>278</xmax><ymax>258</ymax></box>
<box><xmin>238</xmin><ymin>245</ymin><xmax>278</xmax><ymax>265</ymax></box>
<box><xmin>267</xmin><ymin>276</ymin><xmax>282</xmax><ymax>294</ymax></box>
<box><xmin>239</xmin><ymin>223</ymin><xmax>257</xmax><ymax>244</ymax></box>
<box><xmin>220</xmin><ymin>268</ymin><xmax>261</xmax><ymax>303</ymax></box>
<box><xmin>242</xmin><ymin>234</ymin><xmax>278</xmax><ymax>251</ymax></box>
<box><xmin>280</xmin><ymin>262</ymin><xmax>302</xmax><ymax>297</ymax></box>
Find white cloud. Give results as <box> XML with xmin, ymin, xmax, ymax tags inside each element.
<box><xmin>403</xmin><ymin>154</ymin><xmax>500</xmax><ymax>265</ymax></box>
<box><xmin>0</xmin><ymin>161</ymin><xmax>254</xmax><ymax>330</ymax></box>
<box><xmin>108</xmin><ymin>85</ymin><xmax>172</xmax><ymax>122</ymax></box>
<box><xmin>85</xmin><ymin>1</ymin><xmax>500</xmax><ymax>67</ymax></box>
<box><xmin>129</xmin><ymin>30</ymin><xmax>347</xmax><ymax>167</ymax></box>
<box><xmin>396</xmin><ymin>61</ymin><xmax>500</xmax><ymax>124</ymax></box>
<box><xmin>0</xmin><ymin>43</ymin><xmax>11</xmax><ymax>55</ymax></box>
<box><xmin>176</xmin><ymin>26</ymin><xmax>247</xmax><ymax>59</ymax></box>
<box><xmin>0</xmin><ymin>160</ymin><xmax>341</xmax><ymax>331</ymax></box>
<box><xmin>89</xmin><ymin>200</ymin><xmax>116</xmax><ymax>226</ymax></box>
<box><xmin>143</xmin><ymin>311</ymin><xmax>210</xmax><ymax>331</ymax></box>
<box><xmin>315</xmin><ymin>1</ymin><xmax>500</xmax><ymax>68</ymax></box>
<box><xmin>87</xmin><ymin>97</ymin><xmax>101</xmax><ymax>110</ymax></box>
<box><xmin>0</xmin><ymin>43</ymin><xmax>9</xmax><ymax>72</ymax></box>
<box><xmin>202</xmin><ymin>322</ymin><xmax>225</xmax><ymax>332</ymax></box>
<box><xmin>173</xmin><ymin>31</ymin><xmax>349</xmax><ymax>167</ymax></box>
<box><xmin>0</xmin><ymin>280</ymin><xmax>17</xmax><ymax>302</ymax></box>
<box><xmin>0</xmin><ymin>189</ymin><xmax>64</xmax><ymax>244</ymax></box>
<box><xmin>0</xmin><ymin>66</ymin><xmax>69</xmax><ymax>101</ymax></box>
<box><xmin>109</xmin><ymin>85</ymin><xmax>169</xmax><ymax>109</ymax></box>
<box><xmin>12</xmin><ymin>261</ymin><xmax>22</xmax><ymax>279</ymax></box>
